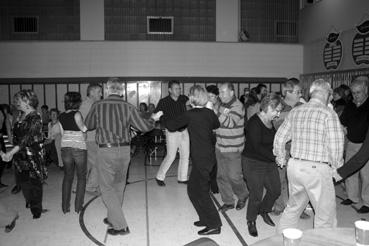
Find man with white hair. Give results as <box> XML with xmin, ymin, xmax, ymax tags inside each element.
<box><xmin>339</xmin><ymin>76</ymin><xmax>369</xmax><ymax>213</ymax></box>
<box><xmin>274</xmin><ymin>79</ymin><xmax>344</xmax><ymax>233</ymax></box>
<box><xmin>85</xmin><ymin>78</ymin><xmax>162</xmax><ymax>235</ymax></box>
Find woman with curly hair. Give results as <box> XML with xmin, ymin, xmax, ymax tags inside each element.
<box><xmin>1</xmin><ymin>90</ymin><xmax>47</xmax><ymax>219</ymax></box>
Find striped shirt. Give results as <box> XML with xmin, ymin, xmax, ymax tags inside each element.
<box><xmin>154</xmin><ymin>95</ymin><xmax>188</xmax><ymax>129</ymax></box>
<box><xmin>216</xmin><ymin>96</ymin><xmax>245</xmax><ymax>152</ymax></box>
<box><xmin>273</xmin><ymin>98</ymin><xmax>344</xmax><ymax>169</ymax></box>
<box><xmin>85</xmin><ymin>95</ymin><xmax>155</xmax><ymax>145</ymax></box>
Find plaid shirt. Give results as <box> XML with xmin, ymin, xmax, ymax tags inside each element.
<box><xmin>273</xmin><ymin>98</ymin><xmax>344</xmax><ymax>169</ymax></box>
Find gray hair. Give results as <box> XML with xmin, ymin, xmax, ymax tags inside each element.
<box><xmin>309</xmin><ymin>79</ymin><xmax>332</xmax><ymax>97</ymax></box>
<box><xmin>351</xmin><ymin>76</ymin><xmax>368</xmax><ymax>90</ymax></box>
<box><xmin>106</xmin><ymin>77</ymin><xmax>123</xmax><ymax>95</ymax></box>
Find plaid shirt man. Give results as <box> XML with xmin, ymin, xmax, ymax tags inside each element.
<box><xmin>273</xmin><ymin>98</ymin><xmax>344</xmax><ymax>169</ymax></box>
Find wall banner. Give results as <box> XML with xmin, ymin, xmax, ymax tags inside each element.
<box><xmin>323</xmin><ymin>32</ymin><xmax>343</xmax><ymax>70</ymax></box>
<box><xmin>352</xmin><ymin>19</ymin><xmax>369</xmax><ymax>65</ymax></box>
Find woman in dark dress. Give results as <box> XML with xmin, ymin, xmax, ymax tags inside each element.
<box><xmin>166</xmin><ymin>85</ymin><xmax>222</xmax><ymax>235</ymax></box>
<box><xmin>242</xmin><ymin>93</ymin><xmax>282</xmax><ymax>237</ymax></box>
<box><xmin>1</xmin><ymin>90</ymin><xmax>47</xmax><ymax>219</ymax></box>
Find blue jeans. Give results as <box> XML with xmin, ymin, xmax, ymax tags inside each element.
<box><xmin>61</xmin><ymin>147</ymin><xmax>87</xmax><ymax>213</ymax></box>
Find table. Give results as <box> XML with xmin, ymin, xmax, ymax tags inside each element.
<box><xmin>251</xmin><ymin>227</ymin><xmax>355</xmax><ymax>246</ymax></box>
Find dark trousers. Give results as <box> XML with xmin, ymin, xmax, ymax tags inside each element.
<box><xmin>45</xmin><ymin>140</ymin><xmax>59</xmax><ymax>166</ymax></box>
<box><xmin>188</xmin><ymin>159</ymin><xmax>222</xmax><ymax>228</ymax></box>
<box><xmin>61</xmin><ymin>147</ymin><xmax>87</xmax><ymax>213</ymax></box>
<box><xmin>242</xmin><ymin>156</ymin><xmax>281</xmax><ymax>221</ymax></box>
<box><xmin>18</xmin><ymin>171</ymin><xmax>43</xmax><ymax>217</ymax></box>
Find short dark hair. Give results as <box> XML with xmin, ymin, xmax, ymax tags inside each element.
<box><xmin>87</xmin><ymin>83</ymin><xmax>102</xmax><ymax>97</ymax></box>
<box><xmin>206</xmin><ymin>85</ymin><xmax>219</xmax><ymax>96</ymax></box>
<box><xmin>41</xmin><ymin>105</ymin><xmax>49</xmax><ymax>110</ymax></box>
<box><xmin>256</xmin><ymin>83</ymin><xmax>267</xmax><ymax>94</ymax></box>
<box><xmin>64</xmin><ymin>92</ymin><xmax>82</xmax><ymax>110</ymax></box>
<box><xmin>50</xmin><ymin>108</ymin><xmax>60</xmax><ymax>116</ymax></box>
<box><xmin>333</xmin><ymin>87</ymin><xmax>345</xmax><ymax>99</ymax></box>
<box><xmin>168</xmin><ymin>80</ymin><xmax>180</xmax><ymax>89</ymax></box>
<box><xmin>139</xmin><ymin>102</ymin><xmax>148</xmax><ymax>111</ymax></box>
<box><xmin>13</xmin><ymin>90</ymin><xmax>39</xmax><ymax>109</ymax></box>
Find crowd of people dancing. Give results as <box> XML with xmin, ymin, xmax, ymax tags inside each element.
<box><xmin>0</xmin><ymin>75</ymin><xmax>369</xmax><ymax>239</ymax></box>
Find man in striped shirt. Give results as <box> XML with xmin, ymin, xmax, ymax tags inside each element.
<box><xmin>85</xmin><ymin>78</ymin><xmax>162</xmax><ymax>236</ymax></box>
<box><xmin>215</xmin><ymin>83</ymin><xmax>249</xmax><ymax>212</ymax></box>
<box><xmin>273</xmin><ymin>79</ymin><xmax>344</xmax><ymax>233</ymax></box>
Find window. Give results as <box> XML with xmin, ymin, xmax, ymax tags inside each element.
<box><xmin>13</xmin><ymin>16</ymin><xmax>38</xmax><ymax>33</ymax></box>
<box><xmin>147</xmin><ymin>16</ymin><xmax>174</xmax><ymax>34</ymax></box>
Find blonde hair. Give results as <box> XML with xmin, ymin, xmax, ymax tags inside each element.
<box><xmin>189</xmin><ymin>85</ymin><xmax>208</xmax><ymax>107</ymax></box>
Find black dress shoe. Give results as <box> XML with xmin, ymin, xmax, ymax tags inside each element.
<box><xmin>260</xmin><ymin>212</ymin><xmax>275</xmax><ymax>226</ymax></box>
<box><xmin>33</xmin><ymin>214</ymin><xmax>41</xmax><ymax>219</ymax></box>
<box><xmin>194</xmin><ymin>221</ymin><xmax>206</xmax><ymax>227</ymax></box>
<box><xmin>198</xmin><ymin>227</ymin><xmax>221</xmax><ymax>235</ymax></box>
<box><xmin>219</xmin><ymin>204</ymin><xmax>234</xmax><ymax>212</ymax></box>
<box><xmin>11</xmin><ymin>185</ymin><xmax>21</xmax><ymax>194</ymax></box>
<box><xmin>341</xmin><ymin>199</ymin><xmax>357</xmax><ymax>205</ymax></box>
<box><xmin>155</xmin><ymin>178</ymin><xmax>165</xmax><ymax>186</ymax></box>
<box><xmin>358</xmin><ymin>206</ymin><xmax>369</xmax><ymax>214</ymax></box>
<box><xmin>5</xmin><ymin>214</ymin><xmax>19</xmax><ymax>233</ymax></box>
<box><xmin>236</xmin><ymin>197</ymin><xmax>248</xmax><ymax>210</ymax></box>
<box><xmin>247</xmin><ymin>221</ymin><xmax>258</xmax><ymax>237</ymax></box>
<box><xmin>0</xmin><ymin>183</ymin><xmax>8</xmax><ymax>188</ymax></box>
<box><xmin>103</xmin><ymin>217</ymin><xmax>113</xmax><ymax>227</ymax></box>
<box><xmin>107</xmin><ymin>227</ymin><xmax>130</xmax><ymax>236</ymax></box>
<box><xmin>177</xmin><ymin>180</ymin><xmax>188</xmax><ymax>184</ymax></box>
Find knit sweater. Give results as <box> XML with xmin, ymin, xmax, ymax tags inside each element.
<box><xmin>216</xmin><ymin>96</ymin><xmax>245</xmax><ymax>152</ymax></box>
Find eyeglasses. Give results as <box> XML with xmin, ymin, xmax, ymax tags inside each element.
<box><xmin>291</xmin><ymin>90</ymin><xmax>303</xmax><ymax>95</ymax></box>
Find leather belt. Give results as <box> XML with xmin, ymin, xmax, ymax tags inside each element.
<box><xmin>98</xmin><ymin>142</ymin><xmax>130</xmax><ymax>148</ymax></box>
<box><xmin>292</xmin><ymin>157</ymin><xmax>329</xmax><ymax>165</ymax></box>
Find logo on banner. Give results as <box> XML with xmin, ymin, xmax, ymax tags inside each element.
<box><xmin>323</xmin><ymin>32</ymin><xmax>343</xmax><ymax>70</ymax></box>
<box><xmin>352</xmin><ymin>19</ymin><xmax>369</xmax><ymax>65</ymax></box>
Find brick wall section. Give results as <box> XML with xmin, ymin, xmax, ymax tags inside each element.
<box><xmin>0</xmin><ymin>0</ymin><xmax>80</xmax><ymax>40</ymax></box>
<box><xmin>105</xmin><ymin>0</ymin><xmax>216</xmax><ymax>41</ymax></box>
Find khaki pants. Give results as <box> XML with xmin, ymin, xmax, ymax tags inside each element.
<box><xmin>345</xmin><ymin>141</ymin><xmax>369</xmax><ymax>206</ymax></box>
<box><xmin>277</xmin><ymin>159</ymin><xmax>337</xmax><ymax>233</ymax></box>
<box><xmin>156</xmin><ymin>129</ymin><xmax>190</xmax><ymax>182</ymax></box>
<box><xmin>97</xmin><ymin>146</ymin><xmax>130</xmax><ymax>230</ymax></box>
<box><xmin>86</xmin><ymin>141</ymin><xmax>99</xmax><ymax>192</ymax></box>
